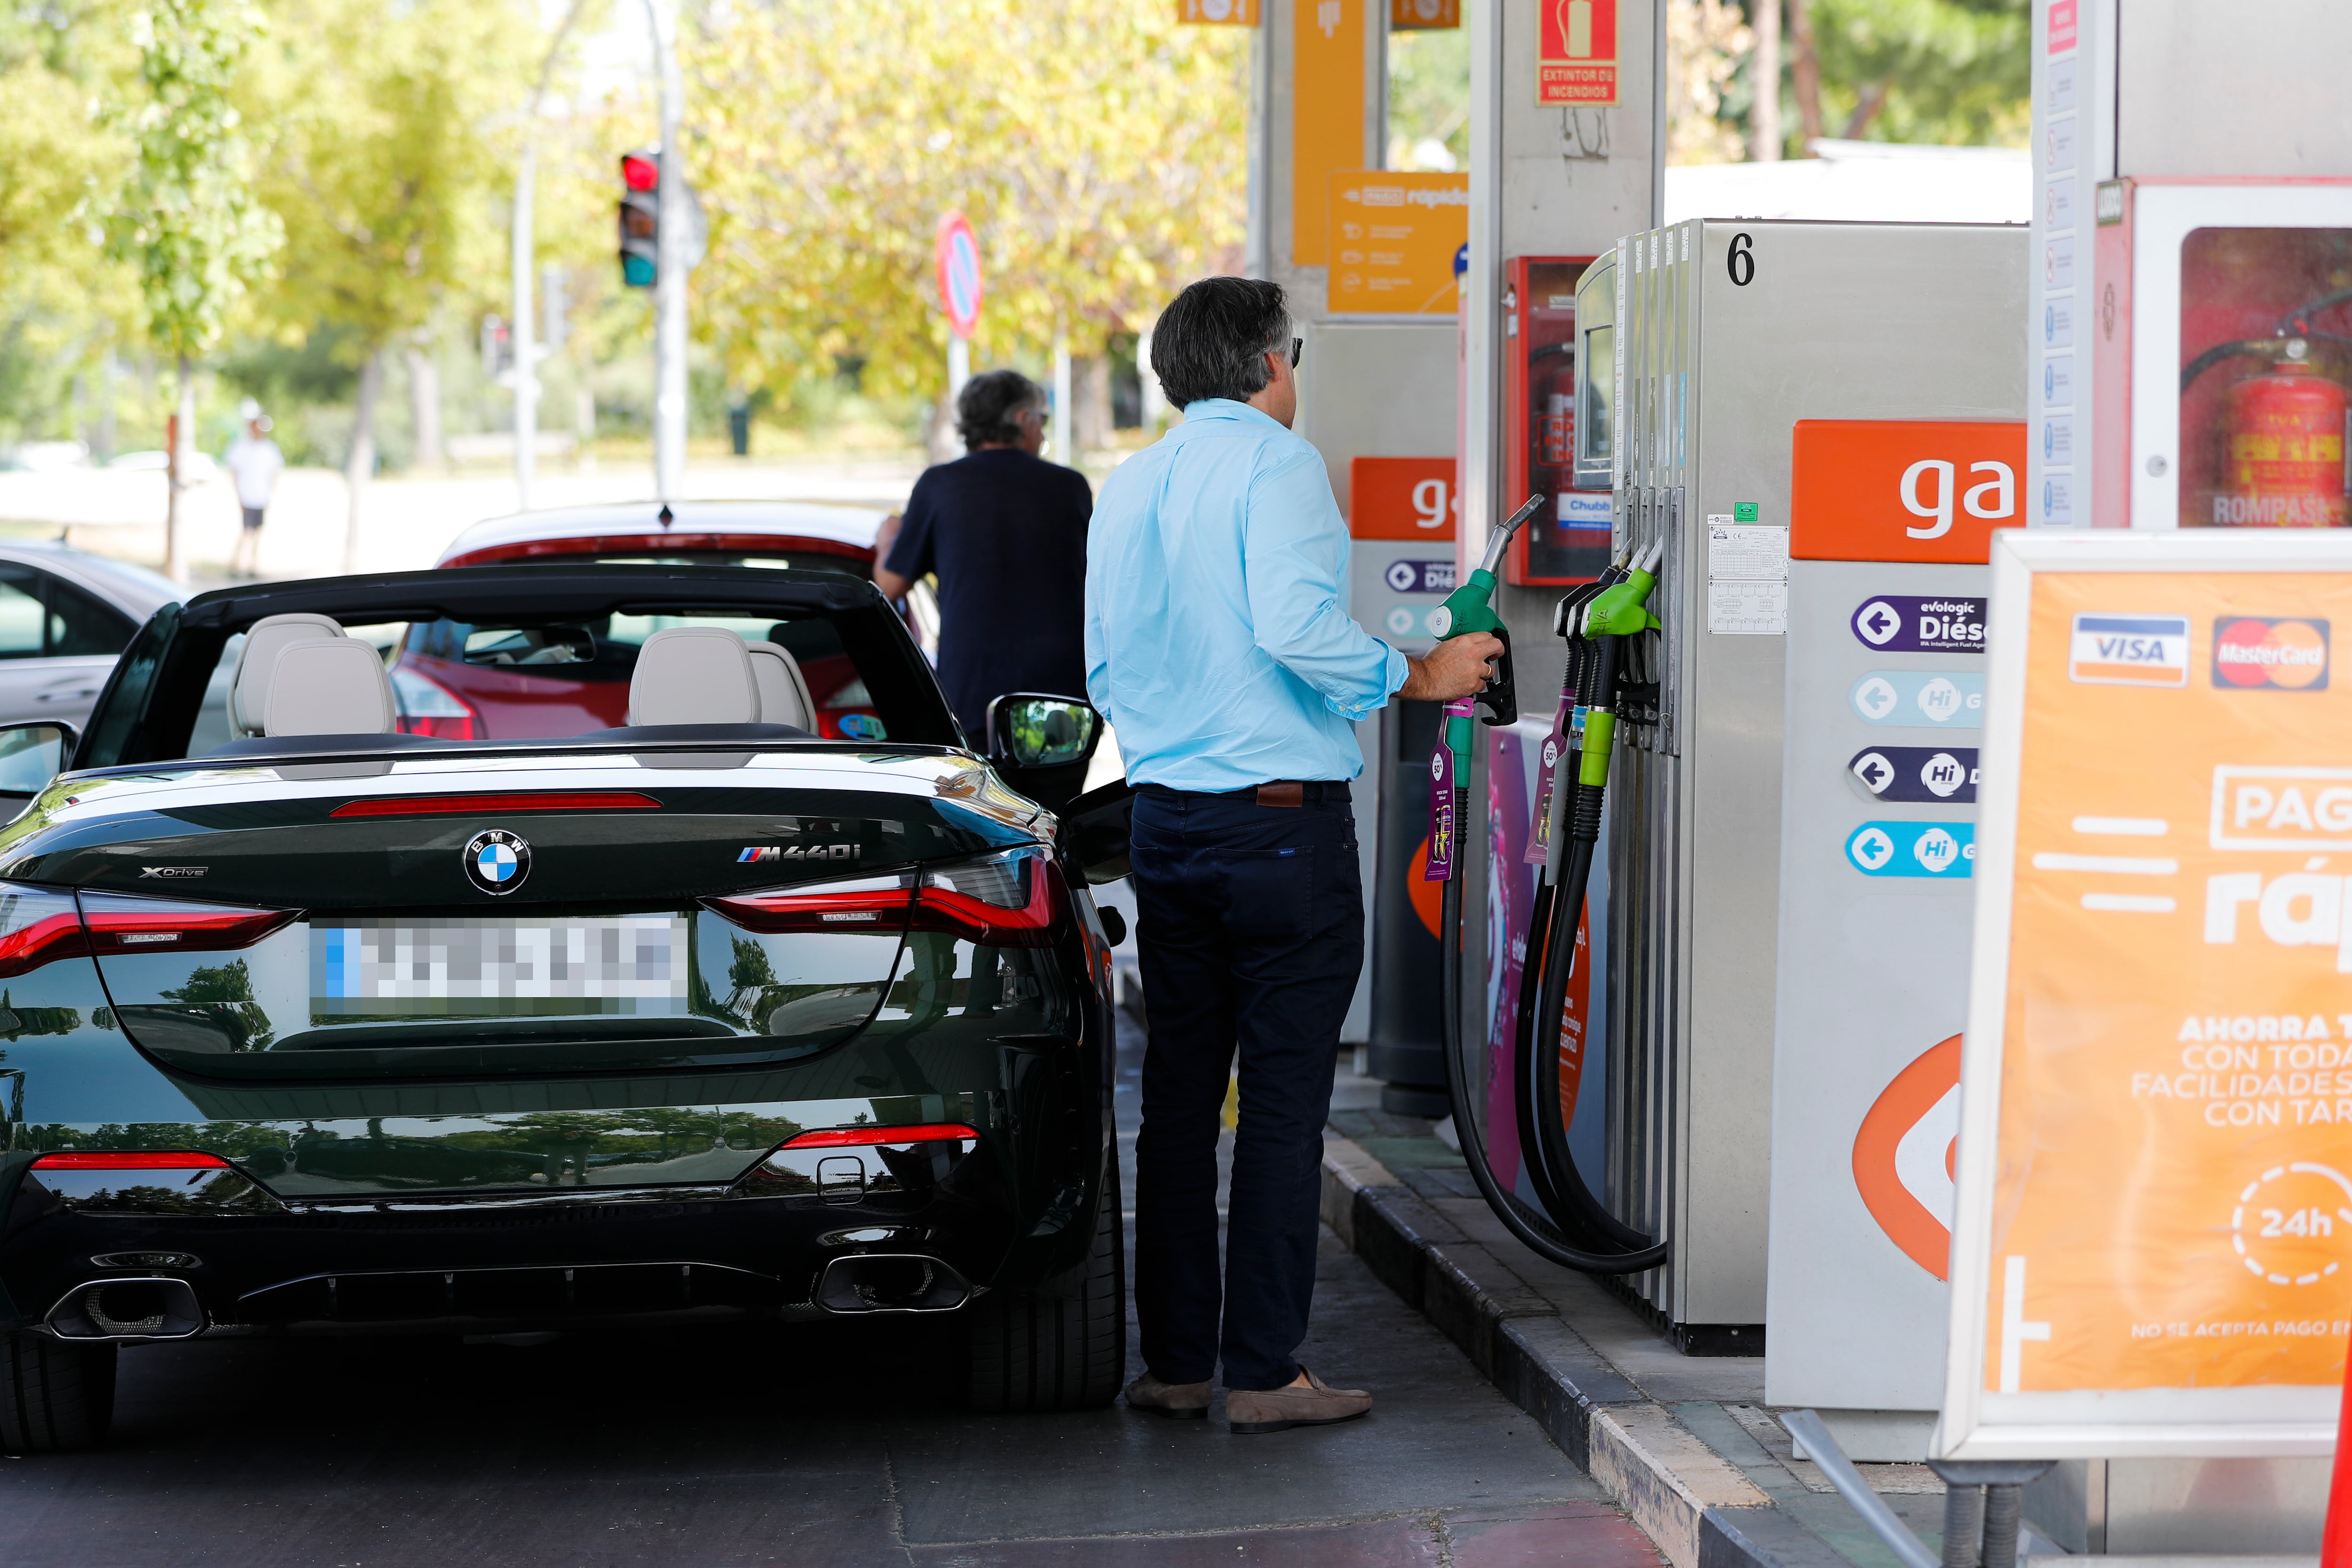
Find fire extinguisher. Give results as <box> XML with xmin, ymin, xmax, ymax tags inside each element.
<box><xmin>1532</xmin><ymin>343</ymin><xmax>1575</xmax><ymax>471</ymax></box>
<box><xmin>2182</xmin><ymin>317</ymin><xmax>2352</xmax><ymax>528</ymax></box>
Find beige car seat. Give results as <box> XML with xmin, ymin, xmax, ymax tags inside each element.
<box><xmin>229</xmin><ymin>613</ymin><xmax>347</xmax><ymax>737</ymax></box>
<box><xmin>259</xmin><ymin>638</ymin><xmax>397</xmax><ymax>737</ymax></box>
<box><xmin>626</xmin><ymin>626</ymin><xmax>761</xmax><ymax>725</ymax></box>
<box><xmin>744</xmin><ymin>641</ymin><xmax>816</xmax><ymax>730</ymax></box>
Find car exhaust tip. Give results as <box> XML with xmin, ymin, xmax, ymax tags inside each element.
<box><xmin>48</xmin><ymin>1276</ymin><xmax>206</xmax><ymax>1342</ymax></box>
<box><xmin>814</xmin><ymin>1254</ymin><xmax>972</xmax><ymax>1315</ymax></box>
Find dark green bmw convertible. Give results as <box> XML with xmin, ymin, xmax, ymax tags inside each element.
<box><xmin>0</xmin><ymin>565</ymin><xmax>1131</xmax><ymax>1450</ymax></box>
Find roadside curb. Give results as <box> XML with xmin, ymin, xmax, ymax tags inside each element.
<box><xmin>1320</xmin><ymin>1135</ymin><xmax>1790</xmax><ymax>1568</ymax></box>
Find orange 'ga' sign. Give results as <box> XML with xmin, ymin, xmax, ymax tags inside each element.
<box><xmin>1791</xmin><ymin>420</ymin><xmax>2028</xmax><ymax>566</ymax></box>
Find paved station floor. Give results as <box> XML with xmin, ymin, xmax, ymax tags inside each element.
<box><xmin>0</xmin><ymin>1014</ymin><xmax>1665</xmax><ymax>1568</ymax></box>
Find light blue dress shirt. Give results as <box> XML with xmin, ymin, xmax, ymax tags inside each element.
<box><xmin>1084</xmin><ymin>399</ymin><xmax>1410</xmax><ymax>792</ymax></box>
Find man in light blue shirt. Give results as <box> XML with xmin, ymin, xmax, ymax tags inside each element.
<box><xmin>1088</xmin><ymin>277</ymin><xmax>1500</xmax><ymax>1434</ymax></box>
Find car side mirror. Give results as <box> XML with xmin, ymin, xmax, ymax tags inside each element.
<box><xmin>0</xmin><ymin>721</ymin><xmax>78</xmax><ymax>804</ymax></box>
<box><xmin>1059</xmin><ymin>778</ymin><xmax>1136</xmax><ymax>885</ymax></box>
<box><xmin>985</xmin><ymin>693</ymin><xmax>1103</xmax><ymax>772</ymax></box>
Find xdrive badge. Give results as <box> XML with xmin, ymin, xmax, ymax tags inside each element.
<box><xmin>463</xmin><ymin>828</ymin><xmax>531</xmax><ymax>895</ymax></box>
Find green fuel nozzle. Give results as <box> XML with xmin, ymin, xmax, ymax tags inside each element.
<box><xmin>1433</xmin><ymin>494</ymin><xmax>1543</xmax><ymax>762</ymax></box>
<box><xmin>1577</xmin><ymin>540</ymin><xmax>1663</xmax><ymax>639</ymax></box>
<box><xmin>1566</xmin><ymin>538</ymin><xmax>1662</xmax><ymax>788</ymax></box>
<box><xmin>1430</xmin><ymin>492</ymin><xmax>1543</xmax><ymax>645</ymax></box>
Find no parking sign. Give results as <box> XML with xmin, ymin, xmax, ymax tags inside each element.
<box><xmin>936</xmin><ymin>212</ymin><xmax>983</xmax><ymax>340</ymax></box>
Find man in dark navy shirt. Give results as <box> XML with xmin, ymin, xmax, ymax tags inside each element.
<box><xmin>874</xmin><ymin>369</ymin><xmax>1093</xmax><ymax>746</ymax></box>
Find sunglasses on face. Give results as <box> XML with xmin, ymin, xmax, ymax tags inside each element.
<box><xmin>1288</xmin><ymin>338</ymin><xmax>1302</xmax><ymax>368</ymax></box>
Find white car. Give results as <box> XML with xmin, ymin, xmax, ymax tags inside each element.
<box><xmin>0</xmin><ymin>541</ymin><xmax>181</xmax><ymax>727</ymax></box>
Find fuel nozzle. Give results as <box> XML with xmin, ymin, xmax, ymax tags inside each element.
<box><xmin>1429</xmin><ymin>493</ymin><xmax>1543</xmax><ymax>731</ymax></box>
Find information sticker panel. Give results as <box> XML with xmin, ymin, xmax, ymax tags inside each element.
<box><xmin>1944</xmin><ymin>531</ymin><xmax>2352</xmax><ymax>1461</ymax></box>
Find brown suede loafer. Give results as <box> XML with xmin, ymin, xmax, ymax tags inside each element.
<box><xmin>1225</xmin><ymin>1366</ymin><xmax>1371</xmax><ymax>1433</ymax></box>
<box><xmin>1124</xmin><ymin>1372</ymin><xmax>1212</xmax><ymax>1419</ymax></box>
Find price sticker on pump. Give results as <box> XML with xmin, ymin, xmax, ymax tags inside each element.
<box><xmin>1942</xmin><ymin>529</ymin><xmax>2352</xmax><ymax>1461</ymax></box>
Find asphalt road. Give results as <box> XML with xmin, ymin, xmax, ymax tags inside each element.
<box><xmin>0</xmin><ymin>1013</ymin><xmax>1663</xmax><ymax>1568</ymax></box>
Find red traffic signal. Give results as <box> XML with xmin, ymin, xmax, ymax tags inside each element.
<box><xmin>618</xmin><ymin>150</ymin><xmax>660</xmax><ymax>288</ymax></box>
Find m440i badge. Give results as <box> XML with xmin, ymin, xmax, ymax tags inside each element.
<box><xmin>463</xmin><ymin>828</ymin><xmax>531</xmax><ymax>895</ymax></box>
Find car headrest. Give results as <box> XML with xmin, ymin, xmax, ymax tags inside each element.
<box><xmin>260</xmin><ymin>638</ymin><xmax>397</xmax><ymax>738</ymax></box>
<box><xmin>627</xmin><ymin>627</ymin><xmax>760</xmax><ymax>726</ymax></box>
<box><xmin>744</xmin><ymin>641</ymin><xmax>815</xmax><ymax>731</ymax></box>
<box><xmin>230</xmin><ymin>613</ymin><xmax>346</xmax><ymax>737</ymax></box>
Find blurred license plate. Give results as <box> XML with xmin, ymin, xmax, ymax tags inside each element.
<box><xmin>311</xmin><ymin>916</ymin><xmax>690</xmax><ymax>1017</ymax></box>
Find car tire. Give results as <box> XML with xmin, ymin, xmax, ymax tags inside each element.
<box><xmin>965</xmin><ymin>1153</ymin><xmax>1125</xmax><ymax>1413</ymax></box>
<box><xmin>1</xmin><ymin>1332</ymin><xmax>117</xmax><ymax>1453</ymax></box>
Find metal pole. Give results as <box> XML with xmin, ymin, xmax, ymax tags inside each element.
<box><xmin>512</xmin><ymin>142</ymin><xmax>538</xmax><ymax>511</ymax></box>
<box><xmin>948</xmin><ymin>337</ymin><xmax>970</xmax><ymax>405</ymax></box>
<box><xmin>647</xmin><ymin>0</ymin><xmax>687</xmax><ymax>502</ymax></box>
<box><xmin>511</xmin><ymin>0</ymin><xmax>586</xmax><ymax>513</ymax></box>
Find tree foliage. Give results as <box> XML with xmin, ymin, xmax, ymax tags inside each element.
<box><xmin>106</xmin><ymin>0</ymin><xmax>283</xmax><ymax>360</ymax></box>
<box><xmin>241</xmin><ymin>0</ymin><xmax>534</xmax><ymax>359</ymax></box>
<box><xmin>685</xmin><ymin>0</ymin><xmax>1248</xmax><ymax>411</ymax></box>
<box><xmin>1799</xmin><ymin>0</ymin><xmax>2027</xmax><ymax>147</ymax></box>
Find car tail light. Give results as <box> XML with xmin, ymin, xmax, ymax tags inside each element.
<box><xmin>703</xmin><ymin>873</ymin><xmax>915</xmax><ymax>934</ymax></box>
<box><xmin>30</xmin><ymin>1151</ymin><xmax>231</xmax><ymax>1170</ymax></box>
<box><xmin>390</xmin><ymin>664</ymin><xmax>480</xmax><ymax>740</ymax></box>
<box><xmin>78</xmin><ymin>892</ymin><xmax>297</xmax><ymax>956</ymax></box>
<box><xmin>779</xmin><ymin>1123</ymin><xmax>978</xmax><ymax>1149</ymax></box>
<box><xmin>0</xmin><ymin>884</ymin><xmax>92</xmax><ymax>978</ymax></box>
<box><xmin>913</xmin><ymin>849</ymin><xmax>1063</xmax><ymax>947</ymax></box>
<box><xmin>331</xmin><ymin>791</ymin><xmax>661</xmax><ymax>819</ymax></box>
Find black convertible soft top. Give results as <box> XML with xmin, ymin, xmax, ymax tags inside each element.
<box><xmin>74</xmin><ymin>563</ymin><xmax>964</xmax><ymax>769</ymax></box>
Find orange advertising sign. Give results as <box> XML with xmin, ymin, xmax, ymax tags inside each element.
<box><xmin>1791</xmin><ymin>420</ymin><xmax>2026</xmax><ymax>565</ymax></box>
<box><xmin>1537</xmin><ymin>0</ymin><xmax>1616</xmax><ymax>106</ymax></box>
<box><xmin>1350</xmin><ymin>456</ymin><xmax>1455</xmax><ymax>539</ymax></box>
<box><xmin>1175</xmin><ymin>0</ymin><xmax>1258</xmax><ymax>22</ymax></box>
<box><xmin>1943</xmin><ymin>531</ymin><xmax>2352</xmax><ymax>1460</ymax></box>
<box><xmin>1290</xmin><ymin>0</ymin><xmax>1364</xmax><ymax>266</ymax></box>
<box><xmin>1391</xmin><ymin>0</ymin><xmax>1458</xmax><ymax>28</ymax></box>
<box><xmin>1327</xmin><ymin>172</ymin><xmax>1467</xmax><ymax>316</ymax></box>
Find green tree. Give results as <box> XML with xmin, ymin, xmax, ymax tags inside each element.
<box><xmin>685</xmin><ymin>0</ymin><xmax>1248</xmax><ymax>428</ymax></box>
<box><xmin>0</xmin><ymin>5</ymin><xmax>140</xmax><ymax>445</ymax></box>
<box><xmin>105</xmin><ymin>0</ymin><xmax>282</xmax><ymax>580</ymax></box>
<box><xmin>1780</xmin><ymin>0</ymin><xmax>2027</xmax><ymax>150</ymax></box>
<box><xmin>241</xmin><ymin>0</ymin><xmax>533</xmax><ymax>567</ymax></box>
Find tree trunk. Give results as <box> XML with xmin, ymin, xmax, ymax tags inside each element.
<box><xmin>405</xmin><ymin>344</ymin><xmax>444</xmax><ymax>470</ymax></box>
<box><xmin>167</xmin><ymin>355</ymin><xmax>193</xmax><ymax>583</ymax></box>
<box><xmin>1075</xmin><ymin>357</ymin><xmax>1112</xmax><ymax>455</ymax></box>
<box><xmin>1786</xmin><ymin>0</ymin><xmax>1824</xmax><ymax>151</ymax></box>
<box><xmin>1748</xmin><ymin>0</ymin><xmax>1781</xmax><ymax>162</ymax></box>
<box><xmin>344</xmin><ymin>348</ymin><xmax>385</xmax><ymax>574</ymax></box>
<box><xmin>1842</xmin><ymin>84</ymin><xmax>1889</xmax><ymax>140</ymax></box>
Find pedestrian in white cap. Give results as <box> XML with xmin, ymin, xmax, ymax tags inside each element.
<box><xmin>224</xmin><ymin>400</ymin><xmax>283</xmax><ymax>579</ymax></box>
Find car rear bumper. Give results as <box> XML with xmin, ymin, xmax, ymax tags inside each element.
<box><xmin>0</xmin><ymin>1180</ymin><xmax>1053</xmax><ymax>1339</ymax></box>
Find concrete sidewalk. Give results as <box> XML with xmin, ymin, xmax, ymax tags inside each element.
<box><xmin>1320</xmin><ymin>1103</ymin><xmax>1947</xmax><ymax>1568</ymax></box>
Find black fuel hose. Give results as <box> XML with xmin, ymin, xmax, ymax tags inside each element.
<box><xmin>1438</xmin><ymin>787</ymin><xmax>1667</xmax><ymax>1276</ymax></box>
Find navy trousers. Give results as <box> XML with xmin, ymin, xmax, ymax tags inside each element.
<box><xmin>1129</xmin><ymin>781</ymin><xmax>1364</xmax><ymax>1392</ymax></box>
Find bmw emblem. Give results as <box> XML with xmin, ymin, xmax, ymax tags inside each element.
<box><xmin>463</xmin><ymin>828</ymin><xmax>530</xmax><ymax>896</ymax></box>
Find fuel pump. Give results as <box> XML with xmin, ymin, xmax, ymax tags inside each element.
<box><xmin>1425</xmin><ymin>495</ymin><xmax>1668</xmax><ymax>1275</ymax></box>
<box><xmin>2179</xmin><ymin>289</ymin><xmax>2352</xmax><ymax>528</ymax></box>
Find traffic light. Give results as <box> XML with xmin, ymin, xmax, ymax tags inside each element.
<box><xmin>618</xmin><ymin>151</ymin><xmax>660</xmax><ymax>288</ymax></box>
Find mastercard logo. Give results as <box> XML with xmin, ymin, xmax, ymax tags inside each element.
<box><xmin>2213</xmin><ymin>616</ymin><xmax>2328</xmax><ymax>691</ymax></box>
<box><xmin>1851</xmin><ymin>1035</ymin><xmax>1962</xmax><ymax>1281</ymax></box>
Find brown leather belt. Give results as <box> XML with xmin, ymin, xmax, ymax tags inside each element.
<box><xmin>1256</xmin><ymin>781</ymin><xmax>1303</xmax><ymax>808</ymax></box>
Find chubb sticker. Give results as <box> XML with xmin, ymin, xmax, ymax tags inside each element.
<box><xmin>1848</xmin><ymin>671</ymin><xmax>1984</xmax><ymax>728</ymax></box>
<box><xmin>1846</xmin><ymin>820</ymin><xmax>1975</xmax><ymax>878</ymax></box>
<box><xmin>2069</xmin><ymin>613</ymin><xmax>2190</xmax><ymax>686</ymax></box>
<box><xmin>1851</xmin><ymin>1035</ymin><xmax>1962</xmax><ymax>1280</ymax></box>
<box><xmin>2214</xmin><ymin>617</ymin><xmax>2329</xmax><ymax>690</ymax></box>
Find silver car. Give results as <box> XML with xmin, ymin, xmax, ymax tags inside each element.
<box><xmin>0</xmin><ymin>541</ymin><xmax>181</xmax><ymax>726</ymax></box>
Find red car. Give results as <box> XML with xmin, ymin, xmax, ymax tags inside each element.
<box><xmin>393</xmin><ymin>501</ymin><xmax>937</xmax><ymax>743</ymax></box>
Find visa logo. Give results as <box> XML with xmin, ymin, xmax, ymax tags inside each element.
<box><xmin>2069</xmin><ymin>613</ymin><xmax>2189</xmax><ymax>687</ymax></box>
